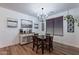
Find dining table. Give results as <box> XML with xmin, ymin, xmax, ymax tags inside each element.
<box><xmin>38</xmin><ymin>35</ymin><xmax>53</xmax><ymax>54</ymax></box>
<box><xmin>32</xmin><ymin>34</ymin><xmax>53</xmax><ymax>54</ymax></box>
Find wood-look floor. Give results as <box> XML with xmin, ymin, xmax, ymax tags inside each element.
<box><xmin>0</xmin><ymin>42</ymin><xmax>79</xmax><ymax>55</ymax></box>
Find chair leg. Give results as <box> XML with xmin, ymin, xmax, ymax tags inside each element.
<box><xmin>52</xmin><ymin>45</ymin><xmax>53</xmax><ymax>50</ymax></box>
<box><xmin>46</xmin><ymin>44</ymin><xmax>47</xmax><ymax>49</ymax></box>
<box><xmin>32</xmin><ymin>43</ymin><xmax>35</xmax><ymax>51</ymax></box>
<box><xmin>51</xmin><ymin>43</ymin><xmax>53</xmax><ymax>50</ymax></box>
<box><xmin>42</xmin><ymin>44</ymin><xmax>44</xmax><ymax>54</ymax></box>
<box><xmin>36</xmin><ymin>45</ymin><xmax>38</xmax><ymax>53</ymax></box>
<box><xmin>49</xmin><ymin>44</ymin><xmax>51</xmax><ymax>53</ymax></box>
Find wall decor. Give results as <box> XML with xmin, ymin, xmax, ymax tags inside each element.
<box><xmin>78</xmin><ymin>23</ymin><xmax>79</xmax><ymax>27</ymax></box>
<box><xmin>34</xmin><ymin>24</ymin><xmax>38</xmax><ymax>29</ymax></box>
<box><xmin>7</xmin><ymin>17</ymin><xmax>18</xmax><ymax>28</ymax></box>
<box><xmin>67</xmin><ymin>15</ymin><xmax>74</xmax><ymax>32</ymax></box>
<box><xmin>21</xmin><ymin>19</ymin><xmax>32</xmax><ymax>28</ymax></box>
<box><xmin>41</xmin><ymin>22</ymin><xmax>44</xmax><ymax>31</ymax></box>
<box><xmin>64</xmin><ymin>15</ymin><xmax>79</xmax><ymax>27</ymax></box>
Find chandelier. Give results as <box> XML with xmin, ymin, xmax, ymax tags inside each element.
<box><xmin>37</xmin><ymin>8</ymin><xmax>47</xmax><ymax>31</ymax></box>
<box><xmin>38</xmin><ymin>8</ymin><xmax>47</xmax><ymax>22</ymax></box>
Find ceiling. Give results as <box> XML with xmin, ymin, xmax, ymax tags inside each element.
<box><xmin>0</xmin><ymin>3</ymin><xmax>79</xmax><ymax>18</ymax></box>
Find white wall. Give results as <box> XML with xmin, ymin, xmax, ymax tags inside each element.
<box><xmin>0</xmin><ymin>7</ymin><xmax>39</xmax><ymax>48</ymax></box>
<box><xmin>47</xmin><ymin>7</ymin><xmax>79</xmax><ymax>48</ymax></box>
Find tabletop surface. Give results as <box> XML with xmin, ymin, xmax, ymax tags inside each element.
<box><xmin>38</xmin><ymin>35</ymin><xmax>53</xmax><ymax>39</ymax></box>
<box><xmin>38</xmin><ymin>35</ymin><xmax>46</xmax><ymax>39</ymax></box>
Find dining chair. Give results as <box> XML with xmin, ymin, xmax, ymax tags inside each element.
<box><xmin>32</xmin><ymin>34</ymin><xmax>41</xmax><ymax>53</ymax></box>
<box><xmin>46</xmin><ymin>33</ymin><xmax>50</xmax><ymax>36</ymax></box>
<box><xmin>44</xmin><ymin>35</ymin><xmax>53</xmax><ymax>52</ymax></box>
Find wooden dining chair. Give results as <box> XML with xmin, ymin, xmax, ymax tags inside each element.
<box><xmin>32</xmin><ymin>34</ymin><xmax>41</xmax><ymax>53</ymax></box>
<box><xmin>44</xmin><ymin>35</ymin><xmax>53</xmax><ymax>52</ymax></box>
<box><xmin>46</xmin><ymin>33</ymin><xmax>50</xmax><ymax>36</ymax></box>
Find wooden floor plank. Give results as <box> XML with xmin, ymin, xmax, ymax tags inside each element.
<box><xmin>0</xmin><ymin>42</ymin><xmax>79</xmax><ymax>55</ymax></box>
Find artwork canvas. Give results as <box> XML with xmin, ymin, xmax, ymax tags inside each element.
<box><xmin>42</xmin><ymin>22</ymin><xmax>44</xmax><ymax>31</ymax></box>
<box><xmin>34</xmin><ymin>24</ymin><xmax>38</xmax><ymax>29</ymax></box>
<box><xmin>7</xmin><ymin>17</ymin><xmax>18</xmax><ymax>28</ymax></box>
<box><xmin>21</xmin><ymin>19</ymin><xmax>32</xmax><ymax>28</ymax></box>
<box><xmin>67</xmin><ymin>18</ymin><xmax>74</xmax><ymax>32</ymax></box>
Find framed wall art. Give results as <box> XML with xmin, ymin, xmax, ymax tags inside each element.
<box><xmin>41</xmin><ymin>22</ymin><xmax>44</xmax><ymax>31</ymax></box>
<box><xmin>67</xmin><ymin>15</ymin><xmax>74</xmax><ymax>32</ymax></box>
<box><xmin>34</xmin><ymin>24</ymin><xmax>38</xmax><ymax>29</ymax></box>
<box><xmin>21</xmin><ymin>19</ymin><xmax>32</xmax><ymax>28</ymax></box>
<box><xmin>7</xmin><ymin>17</ymin><xmax>18</xmax><ymax>28</ymax></box>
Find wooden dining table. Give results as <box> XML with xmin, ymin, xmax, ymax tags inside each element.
<box><xmin>32</xmin><ymin>34</ymin><xmax>53</xmax><ymax>54</ymax></box>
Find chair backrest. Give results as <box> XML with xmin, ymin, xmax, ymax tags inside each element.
<box><xmin>46</xmin><ymin>36</ymin><xmax>50</xmax><ymax>42</ymax></box>
<box><xmin>46</xmin><ymin>35</ymin><xmax>53</xmax><ymax>43</ymax></box>
<box><xmin>34</xmin><ymin>33</ymin><xmax>38</xmax><ymax>37</ymax></box>
<box><xmin>33</xmin><ymin>36</ymin><xmax>38</xmax><ymax>42</ymax></box>
<box><xmin>46</xmin><ymin>33</ymin><xmax>50</xmax><ymax>39</ymax></box>
<box><xmin>46</xmin><ymin>33</ymin><xmax>50</xmax><ymax>36</ymax></box>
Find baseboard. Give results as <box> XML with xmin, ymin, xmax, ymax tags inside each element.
<box><xmin>19</xmin><ymin>42</ymin><xmax>33</xmax><ymax>46</ymax></box>
<box><xmin>54</xmin><ymin>41</ymin><xmax>79</xmax><ymax>49</ymax></box>
<box><xmin>0</xmin><ymin>42</ymin><xmax>19</xmax><ymax>48</ymax></box>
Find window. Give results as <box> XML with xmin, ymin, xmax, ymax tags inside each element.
<box><xmin>46</xmin><ymin>16</ymin><xmax>63</xmax><ymax>36</ymax></box>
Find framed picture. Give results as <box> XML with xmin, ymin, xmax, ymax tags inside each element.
<box><xmin>34</xmin><ymin>24</ymin><xmax>38</xmax><ymax>29</ymax></box>
<box><xmin>41</xmin><ymin>22</ymin><xmax>44</xmax><ymax>31</ymax></box>
<box><xmin>67</xmin><ymin>17</ymin><xmax>74</xmax><ymax>32</ymax></box>
<box><xmin>7</xmin><ymin>17</ymin><xmax>18</xmax><ymax>28</ymax></box>
<box><xmin>21</xmin><ymin>19</ymin><xmax>32</xmax><ymax>28</ymax></box>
